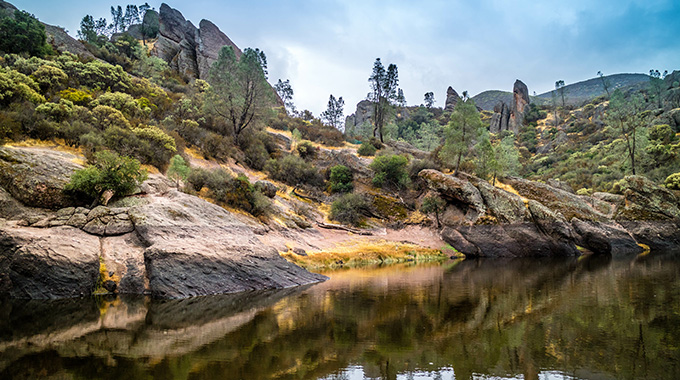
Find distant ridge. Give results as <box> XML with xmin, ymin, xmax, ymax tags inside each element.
<box><xmin>535</xmin><ymin>73</ymin><xmax>650</xmax><ymax>105</ymax></box>
<box><xmin>472</xmin><ymin>73</ymin><xmax>651</xmax><ymax>110</ymax></box>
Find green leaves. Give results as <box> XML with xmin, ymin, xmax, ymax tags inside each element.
<box><xmin>66</xmin><ymin>150</ymin><xmax>147</xmax><ymax>202</ymax></box>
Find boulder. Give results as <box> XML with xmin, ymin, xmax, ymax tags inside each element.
<box><xmin>0</xmin><ymin>225</ymin><xmax>100</xmax><ymax>298</ymax></box>
<box><xmin>442</xmin><ymin>223</ymin><xmax>579</xmax><ymax>258</ymax></box>
<box><xmin>419</xmin><ymin>169</ymin><xmax>486</xmax><ymax>224</ymax></box>
<box><xmin>129</xmin><ymin>178</ymin><xmax>327</xmax><ymax>298</ymax></box>
<box><xmin>0</xmin><ymin>146</ymin><xmax>82</xmax><ymax>209</ymax></box>
<box><xmin>571</xmin><ymin>219</ymin><xmax>642</xmax><ymax>256</ymax></box>
<box><xmin>100</xmin><ymin>233</ymin><xmax>147</xmax><ymax>294</ymax></box>
<box><xmin>503</xmin><ymin>176</ymin><xmax>608</xmax><ymax>222</ymax></box>
<box><xmin>617</xmin><ymin>220</ymin><xmax>680</xmax><ymax>253</ymax></box>
<box><xmin>614</xmin><ymin>175</ymin><xmax>680</xmax><ymax>221</ymax></box>
<box><xmin>422</xmin><ymin>170</ymin><xmax>579</xmax><ymax>257</ymax></box>
<box><xmin>255</xmin><ymin>181</ymin><xmax>278</xmax><ymax>199</ymax></box>
<box><xmin>344</xmin><ymin>100</ymin><xmax>374</xmax><ymax>133</ymax></box>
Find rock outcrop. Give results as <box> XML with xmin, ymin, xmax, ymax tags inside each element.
<box><xmin>0</xmin><ymin>146</ymin><xmax>83</xmax><ymax>209</ymax></box>
<box><xmin>420</xmin><ymin>170</ymin><xmax>680</xmax><ymax>257</ymax></box>
<box><xmin>509</xmin><ymin>80</ymin><xmax>530</xmax><ymax>131</ymax></box>
<box><xmin>444</xmin><ymin>86</ymin><xmax>461</xmax><ymax>112</ymax></box>
<box><xmin>151</xmin><ymin>3</ymin><xmax>242</xmax><ymax>81</ymax></box>
<box><xmin>489</xmin><ymin>80</ymin><xmax>530</xmax><ymax>134</ymax></box>
<box><xmin>344</xmin><ymin>100</ymin><xmax>374</xmax><ymax>134</ymax></box>
<box><xmin>0</xmin><ymin>147</ymin><xmax>326</xmax><ymax>299</ymax></box>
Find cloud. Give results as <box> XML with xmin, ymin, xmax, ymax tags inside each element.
<box><xmin>15</xmin><ymin>0</ymin><xmax>680</xmax><ymax>115</ymax></box>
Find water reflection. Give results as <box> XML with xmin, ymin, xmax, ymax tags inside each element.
<box><xmin>1</xmin><ymin>254</ymin><xmax>679</xmax><ymax>379</ymax></box>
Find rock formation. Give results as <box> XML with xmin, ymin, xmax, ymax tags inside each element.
<box><xmin>151</xmin><ymin>3</ymin><xmax>242</xmax><ymax>81</ymax></box>
<box><xmin>489</xmin><ymin>80</ymin><xmax>530</xmax><ymax>134</ymax></box>
<box><xmin>444</xmin><ymin>86</ymin><xmax>461</xmax><ymax>112</ymax></box>
<box><xmin>509</xmin><ymin>79</ymin><xmax>529</xmax><ymax>131</ymax></box>
<box><xmin>344</xmin><ymin>100</ymin><xmax>374</xmax><ymax>134</ymax></box>
<box><xmin>420</xmin><ymin>169</ymin><xmax>680</xmax><ymax>257</ymax></box>
<box><xmin>489</xmin><ymin>102</ymin><xmax>511</xmax><ymax>133</ymax></box>
<box><xmin>0</xmin><ymin>146</ymin><xmax>326</xmax><ymax>299</ymax></box>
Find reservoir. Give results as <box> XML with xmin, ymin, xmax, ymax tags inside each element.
<box><xmin>1</xmin><ymin>253</ymin><xmax>679</xmax><ymax>379</ymax></box>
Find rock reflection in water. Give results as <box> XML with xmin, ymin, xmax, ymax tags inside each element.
<box><xmin>1</xmin><ymin>254</ymin><xmax>680</xmax><ymax>380</ymax></box>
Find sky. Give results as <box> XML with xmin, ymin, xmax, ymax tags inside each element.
<box><xmin>12</xmin><ymin>0</ymin><xmax>680</xmax><ymax>116</ymax></box>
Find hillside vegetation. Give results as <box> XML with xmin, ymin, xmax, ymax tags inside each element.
<box><xmin>0</xmin><ymin>1</ymin><xmax>678</xmax><ymax>233</ymax></box>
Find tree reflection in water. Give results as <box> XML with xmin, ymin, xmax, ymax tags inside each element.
<box><xmin>1</xmin><ymin>253</ymin><xmax>679</xmax><ymax>380</ymax></box>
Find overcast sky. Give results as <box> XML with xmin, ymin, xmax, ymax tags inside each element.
<box><xmin>13</xmin><ymin>0</ymin><xmax>680</xmax><ymax>116</ymax></box>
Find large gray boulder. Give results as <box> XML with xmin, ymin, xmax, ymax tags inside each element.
<box><xmin>0</xmin><ymin>225</ymin><xmax>100</xmax><ymax>298</ymax></box>
<box><xmin>0</xmin><ymin>146</ymin><xmax>82</xmax><ymax>209</ymax></box>
<box><xmin>129</xmin><ymin>178</ymin><xmax>327</xmax><ymax>298</ymax></box>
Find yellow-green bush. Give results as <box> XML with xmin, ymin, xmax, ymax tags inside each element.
<box><xmin>91</xmin><ymin>105</ymin><xmax>130</xmax><ymax>130</ymax></box>
<box><xmin>59</xmin><ymin>87</ymin><xmax>93</xmax><ymax>105</ymax></box>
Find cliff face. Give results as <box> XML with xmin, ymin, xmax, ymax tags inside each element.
<box><xmin>151</xmin><ymin>3</ymin><xmax>242</xmax><ymax>81</ymax></box>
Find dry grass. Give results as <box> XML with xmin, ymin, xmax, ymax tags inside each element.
<box><xmin>281</xmin><ymin>239</ymin><xmax>450</xmax><ymax>271</ymax></box>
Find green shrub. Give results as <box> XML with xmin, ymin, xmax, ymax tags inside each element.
<box><xmin>264</xmin><ymin>155</ymin><xmax>324</xmax><ymax>188</ymax></box>
<box><xmin>329</xmin><ymin>165</ymin><xmax>354</xmax><ymax>193</ymax></box>
<box><xmin>60</xmin><ymin>120</ymin><xmax>95</xmax><ymax>147</ymax></box>
<box><xmin>35</xmin><ymin>99</ymin><xmax>74</xmax><ymax>122</ymax></box>
<box><xmin>296</xmin><ymin>140</ymin><xmax>317</xmax><ymax>160</ymax></box>
<box><xmin>330</xmin><ymin>193</ymin><xmax>368</xmax><ymax>226</ymax></box>
<box><xmin>92</xmin><ymin>105</ymin><xmax>130</xmax><ymax>130</ymax></box>
<box><xmin>187</xmin><ymin>167</ymin><xmax>211</xmax><ymax>192</ymax></box>
<box><xmin>666</xmin><ymin>172</ymin><xmax>680</xmax><ymax>190</ymax></box>
<box><xmin>65</xmin><ymin>150</ymin><xmax>147</xmax><ymax>203</ymax></box>
<box><xmin>357</xmin><ymin>141</ymin><xmax>377</xmax><ymax>156</ymax></box>
<box><xmin>369</xmin><ymin>154</ymin><xmax>410</xmax><ymax>189</ymax></box>
<box><xmin>59</xmin><ymin>88</ymin><xmax>93</xmax><ymax>106</ymax></box>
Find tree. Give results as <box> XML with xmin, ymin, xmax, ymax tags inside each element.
<box><xmin>139</xmin><ymin>9</ymin><xmax>159</xmax><ymax>43</ymax></box>
<box><xmin>597</xmin><ymin>71</ymin><xmax>611</xmax><ymax>97</ymax></box>
<box><xmin>274</xmin><ymin>79</ymin><xmax>295</xmax><ymax>114</ymax></box>
<box><xmin>109</xmin><ymin>6</ymin><xmax>124</xmax><ymax>33</ymax></box>
<box><xmin>123</xmin><ymin>5</ymin><xmax>140</xmax><ymax>28</ymax></box>
<box><xmin>78</xmin><ymin>15</ymin><xmax>98</xmax><ymax>43</ymax></box>
<box><xmin>649</xmin><ymin>69</ymin><xmax>668</xmax><ymax>109</ymax></box>
<box><xmin>607</xmin><ymin>89</ymin><xmax>648</xmax><ymax>175</ymax></box>
<box><xmin>139</xmin><ymin>3</ymin><xmax>152</xmax><ymax>18</ymax></box>
<box><xmin>95</xmin><ymin>17</ymin><xmax>109</xmax><ymax>37</ymax></box>
<box><xmin>420</xmin><ymin>195</ymin><xmax>446</xmax><ymax>228</ymax></box>
<box><xmin>555</xmin><ymin>80</ymin><xmax>566</xmax><ymax>108</ymax></box>
<box><xmin>424</xmin><ymin>92</ymin><xmax>435</xmax><ymax>108</ymax></box>
<box><xmin>368</xmin><ymin>58</ymin><xmax>400</xmax><ymax>143</ymax></box>
<box><xmin>493</xmin><ymin>134</ymin><xmax>520</xmax><ymax>184</ymax></box>
<box><xmin>167</xmin><ymin>154</ymin><xmax>190</xmax><ymax>186</ymax></box>
<box><xmin>439</xmin><ymin>98</ymin><xmax>484</xmax><ymax>175</ymax></box>
<box><xmin>321</xmin><ymin>94</ymin><xmax>345</xmax><ymax>131</ymax></box>
<box><xmin>0</xmin><ymin>10</ymin><xmax>52</xmax><ymax>57</ymax></box>
<box><xmin>474</xmin><ymin>132</ymin><xmax>497</xmax><ymax>181</ymax></box>
<box><xmin>205</xmin><ymin>46</ymin><xmax>273</xmax><ymax>141</ymax></box>
<box><xmin>370</xmin><ymin>154</ymin><xmax>410</xmax><ymax>189</ymax></box>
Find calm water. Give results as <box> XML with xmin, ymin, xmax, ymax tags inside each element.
<box><xmin>1</xmin><ymin>254</ymin><xmax>680</xmax><ymax>380</ymax></box>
